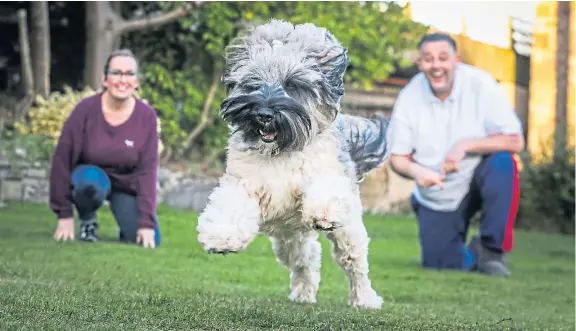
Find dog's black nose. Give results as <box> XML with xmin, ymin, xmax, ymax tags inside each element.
<box><xmin>256</xmin><ymin>108</ymin><xmax>274</xmax><ymax>123</ymax></box>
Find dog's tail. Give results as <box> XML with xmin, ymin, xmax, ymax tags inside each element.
<box><xmin>337</xmin><ymin>113</ymin><xmax>391</xmax><ymax>182</ymax></box>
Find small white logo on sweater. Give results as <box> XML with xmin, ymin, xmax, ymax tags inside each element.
<box><xmin>125</xmin><ymin>140</ymin><xmax>134</xmax><ymax>148</ymax></box>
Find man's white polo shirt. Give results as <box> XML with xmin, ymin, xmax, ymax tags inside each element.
<box><xmin>387</xmin><ymin>63</ymin><xmax>523</xmax><ymax>212</ymax></box>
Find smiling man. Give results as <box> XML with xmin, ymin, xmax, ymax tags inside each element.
<box><xmin>387</xmin><ymin>33</ymin><xmax>525</xmax><ymax>277</ymax></box>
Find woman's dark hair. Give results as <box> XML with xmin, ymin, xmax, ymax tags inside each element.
<box><xmin>101</xmin><ymin>49</ymin><xmax>139</xmax><ymax>91</ymax></box>
<box><xmin>103</xmin><ymin>49</ymin><xmax>139</xmax><ymax>78</ymax></box>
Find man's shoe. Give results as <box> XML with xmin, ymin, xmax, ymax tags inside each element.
<box><xmin>79</xmin><ymin>222</ymin><xmax>99</xmax><ymax>242</ymax></box>
<box><xmin>477</xmin><ymin>248</ymin><xmax>511</xmax><ymax>277</ymax></box>
<box><xmin>479</xmin><ymin>259</ymin><xmax>511</xmax><ymax>277</ymax></box>
<box><xmin>467</xmin><ymin>235</ymin><xmax>511</xmax><ymax>277</ymax></box>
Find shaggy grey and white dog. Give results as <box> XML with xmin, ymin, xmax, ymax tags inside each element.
<box><xmin>197</xmin><ymin>19</ymin><xmax>390</xmax><ymax>309</ymax></box>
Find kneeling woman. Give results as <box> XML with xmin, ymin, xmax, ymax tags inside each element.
<box><xmin>49</xmin><ymin>49</ymin><xmax>161</xmax><ymax>248</ymax></box>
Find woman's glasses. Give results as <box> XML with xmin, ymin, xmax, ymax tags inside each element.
<box><xmin>106</xmin><ymin>69</ymin><xmax>137</xmax><ymax>79</ymax></box>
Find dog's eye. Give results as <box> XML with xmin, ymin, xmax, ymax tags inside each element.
<box><xmin>226</xmin><ymin>83</ymin><xmax>236</xmax><ymax>93</ymax></box>
<box><xmin>284</xmin><ymin>82</ymin><xmax>297</xmax><ymax>91</ymax></box>
<box><xmin>244</xmin><ymin>85</ymin><xmax>260</xmax><ymax>93</ymax></box>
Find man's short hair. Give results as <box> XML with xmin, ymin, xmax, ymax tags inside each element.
<box><xmin>417</xmin><ymin>33</ymin><xmax>457</xmax><ymax>53</ymax></box>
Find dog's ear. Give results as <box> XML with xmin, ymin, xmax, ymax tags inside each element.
<box><xmin>315</xmin><ymin>31</ymin><xmax>350</xmax><ymax>104</ymax></box>
<box><xmin>221</xmin><ymin>71</ymin><xmax>236</xmax><ymax>94</ymax></box>
<box><xmin>221</xmin><ymin>49</ymin><xmax>245</xmax><ymax>94</ymax></box>
<box><xmin>221</xmin><ymin>25</ymin><xmax>255</xmax><ymax>94</ymax></box>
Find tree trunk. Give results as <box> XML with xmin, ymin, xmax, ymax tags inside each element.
<box><xmin>84</xmin><ymin>2</ymin><xmax>121</xmax><ymax>90</ymax></box>
<box><xmin>109</xmin><ymin>1</ymin><xmax>123</xmax><ymax>50</ymax></box>
<box><xmin>30</xmin><ymin>1</ymin><xmax>51</xmax><ymax>99</ymax></box>
<box><xmin>16</xmin><ymin>9</ymin><xmax>34</xmax><ymax>120</ymax></box>
<box><xmin>18</xmin><ymin>9</ymin><xmax>34</xmax><ymax>94</ymax></box>
<box><xmin>84</xmin><ymin>1</ymin><xmax>204</xmax><ymax>90</ymax></box>
<box><xmin>554</xmin><ymin>1</ymin><xmax>571</xmax><ymax>159</ymax></box>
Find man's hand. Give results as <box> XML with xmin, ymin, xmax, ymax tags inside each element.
<box><xmin>137</xmin><ymin>228</ymin><xmax>156</xmax><ymax>248</ymax></box>
<box><xmin>414</xmin><ymin>166</ymin><xmax>446</xmax><ymax>189</ymax></box>
<box><xmin>391</xmin><ymin>154</ymin><xmax>445</xmax><ymax>188</ymax></box>
<box><xmin>53</xmin><ymin>218</ymin><xmax>75</xmax><ymax>241</ymax></box>
<box><xmin>443</xmin><ymin>140</ymin><xmax>469</xmax><ymax>174</ymax></box>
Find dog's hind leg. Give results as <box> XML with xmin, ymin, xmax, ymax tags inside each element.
<box><xmin>270</xmin><ymin>231</ymin><xmax>322</xmax><ymax>304</ymax></box>
<box><xmin>325</xmin><ymin>216</ymin><xmax>383</xmax><ymax>310</ymax></box>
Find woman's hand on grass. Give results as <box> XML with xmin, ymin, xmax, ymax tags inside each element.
<box><xmin>53</xmin><ymin>218</ymin><xmax>75</xmax><ymax>241</ymax></box>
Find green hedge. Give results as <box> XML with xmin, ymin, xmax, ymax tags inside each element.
<box><xmin>516</xmin><ymin>142</ymin><xmax>575</xmax><ymax>235</ymax></box>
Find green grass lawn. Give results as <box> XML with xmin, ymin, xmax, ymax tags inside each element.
<box><xmin>0</xmin><ymin>203</ymin><xmax>574</xmax><ymax>331</ymax></box>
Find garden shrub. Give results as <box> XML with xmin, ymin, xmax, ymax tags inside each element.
<box><xmin>14</xmin><ymin>86</ymin><xmax>97</xmax><ymax>147</ymax></box>
<box><xmin>517</xmin><ymin>138</ymin><xmax>575</xmax><ymax>235</ymax></box>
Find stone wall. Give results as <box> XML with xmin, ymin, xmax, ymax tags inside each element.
<box><xmin>0</xmin><ymin>160</ymin><xmax>220</xmax><ymax>212</ymax></box>
<box><xmin>359</xmin><ymin>164</ymin><xmax>416</xmax><ymax>215</ymax></box>
<box><xmin>0</xmin><ymin>159</ymin><xmax>415</xmax><ymax>216</ymax></box>
<box><xmin>0</xmin><ymin>161</ymin><xmax>50</xmax><ymax>207</ymax></box>
<box><xmin>157</xmin><ymin>167</ymin><xmax>219</xmax><ymax>212</ymax></box>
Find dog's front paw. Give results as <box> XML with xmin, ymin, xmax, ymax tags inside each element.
<box><xmin>310</xmin><ymin>208</ymin><xmax>339</xmax><ymax>231</ymax></box>
<box><xmin>196</xmin><ymin>187</ymin><xmax>261</xmax><ymax>255</ymax></box>
<box><xmin>207</xmin><ymin>248</ymin><xmax>240</xmax><ymax>256</ymax></box>
<box><xmin>350</xmin><ymin>289</ymin><xmax>384</xmax><ymax>310</ymax></box>
<box><xmin>302</xmin><ymin>176</ymin><xmax>354</xmax><ymax>232</ymax></box>
<box><xmin>197</xmin><ymin>213</ymin><xmax>256</xmax><ymax>255</ymax></box>
<box><xmin>198</xmin><ymin>231</ymin><xmax>250</xmax><ymax>255</ymax></box>
<box><xmin>302</xmin><ymin>199</ymin><xmax>346</xmax><ymax>232</ymax></box>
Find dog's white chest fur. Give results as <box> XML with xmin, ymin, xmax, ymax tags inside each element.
<box><xmin>225</xmin><ymin>131</ymin><xmax>349</xmax><ymax>235</ymax></box>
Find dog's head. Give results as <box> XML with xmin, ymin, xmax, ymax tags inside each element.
<box><xmin>220</xmin><ymin>19</ymin><xmax>350</xmax><ymax>155</ymax></box>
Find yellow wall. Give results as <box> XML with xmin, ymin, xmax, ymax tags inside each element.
<box><xmin>528</xmin><ymin>1</ymin><xmax>575</xmax><ymax>156</ymax></box>
<box><xmin>571</xmin><ymin>2</ymin><xmax>576</xmax><ymax>148</ymax></box>
<box><xmin>450</xmin><ymin>32</ymin><xmax>517</xmax><ymax>108</ymax></box>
